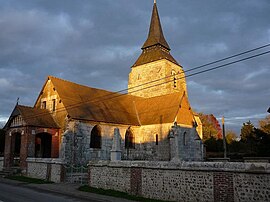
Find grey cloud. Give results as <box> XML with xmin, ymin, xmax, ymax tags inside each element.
<box><xmin>0</xmin><ymin>0</ymin><xmax>269</xmax><ymax>134</ymax></box>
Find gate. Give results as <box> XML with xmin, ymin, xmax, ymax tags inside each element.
<box><xmin>64</xmin><ymin>165</ymin><xmax>88</xmax><ymax>185</ymax></box>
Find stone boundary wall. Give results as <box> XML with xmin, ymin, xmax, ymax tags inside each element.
<box><xmin>26</xmin><ymin>158</ymin><xmax>65</xmax><ymax>183</ymax></box>
<box><xmin>0</xmin><ymin>157</ymin><xmax>4</xmax><ymax>170</ymax></box>
<box><xmin>88</xmin><ymin>161</ymin><xmax>270</xmax><ymax>202</ymax></box>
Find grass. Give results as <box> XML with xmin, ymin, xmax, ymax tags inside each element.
<box><xmin>6</xmin><ymin>175</ymin><xmax>54</xmax><ymax>184</ymax></box>
<box><xmin>78</xmin><ymin>185</ymin><xmax>169</xmax><ymax>202</ymax></box>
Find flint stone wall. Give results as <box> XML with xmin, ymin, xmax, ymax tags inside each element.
<box><xmin>26</xmin><ymin>158</ymin><xmax>64</xmax><ymax>183</ymax></box>
<box><xmin>60</xmin><ymin>120</ymin><xmax>176</xmax><ymax>165</ymax></box>
<box><xmin>88</xmin><ymin>161</ymin><xmax>270</xmax><ymax>202</ymax></box>
<box><xmin>0</xmin><ymin>157</ymin><xmax>3</xmax><ymax>170</ymax></box>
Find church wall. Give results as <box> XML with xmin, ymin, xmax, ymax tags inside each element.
<box><xmin>128</xmin><ymin>60</ymin><xmax>186</xmax><ymax>98</ymax></box>
<box><xmin>60</xmin><ymin>120</ymin><xmax>131</xmax><ymax>165</ymax></box>
<box><xmin>60</xmin><ymin>120</ymin><xmax>175</xmax><ymax>164</ymax></box>
<box><xmin>170</xmin><ymin>125</ymin><xmax>204</xmax><ymax>161</ymax></box>
<box><xmin>34</xmin><ymin>77</ymin><xmax>68</xmax><ymax>152</ymax></box>
<box><xmin>126</xmin><ymin>123</ymin><xmax>172</xmax><ymax>161</ymax></box>
<box><xmin>35</xmin><ymin>78</ymin><xmax>68</xmax><ymax>130</ymax></box>
<box><xmin>194</xmin><ymin>114</ymin><xmax>203</xmax><ymax>139</ymax></box>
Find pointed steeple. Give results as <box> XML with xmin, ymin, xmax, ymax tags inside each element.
<box><xmin>142</xmin><ymin>2</ymin><xmax>170</xmax><ymax>50</ymax></box>
<box><xmin>132</xmin><ymin>2</ymin><xmax>178</xmax><ymax>67</ymax></box>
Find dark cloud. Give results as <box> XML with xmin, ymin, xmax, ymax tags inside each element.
<box><xmin>0</xmin><ymin>0</ymin><xmax>269</xmax><ymax>134</ymax></box>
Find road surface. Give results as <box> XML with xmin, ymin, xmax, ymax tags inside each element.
<box><xmin>0</xmin><ymin>181</ymin><xmax>96</xmax><ymax>202</ymax></box>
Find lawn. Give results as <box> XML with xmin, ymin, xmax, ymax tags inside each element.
<box><xmin>79</xmin><ymin>185</ymin><xmax>169</xmax><ymax>202</ymax></box>
<box><xmin>6</xmin><ymin>175</ymin><xmax>54</xmax><ymax>184</ymax></box>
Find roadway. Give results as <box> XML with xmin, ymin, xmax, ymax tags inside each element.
<box><xmin>0</xmin><ymin>181</ymin><xmax>93</xmax><ymax>202</ymax></box>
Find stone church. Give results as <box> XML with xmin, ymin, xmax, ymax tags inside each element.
<box><xmin>3</xmin><ymin>2</ymin><xmax>204</xmax><ymax>170</ymax></box>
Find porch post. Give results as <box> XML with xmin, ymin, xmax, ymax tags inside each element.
<box><xmin>20</xmin><ymin>128</ymin><xmax>29</xmax><ymax>171</ymax></box>
<box><xmin>27</xmin><ymin>128</ymin><xmax>35</xmax><ymax>158</ymax></box>
<box><xmin>4</xmin><ymin>131</ymin><xmax>12</xmax><ymax>169</ymax></box>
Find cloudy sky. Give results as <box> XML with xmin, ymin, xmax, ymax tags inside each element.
<box><xmin>0</xmin><ymin>0</ymin><xmax>269</xmax><ymax>134</ymax></box>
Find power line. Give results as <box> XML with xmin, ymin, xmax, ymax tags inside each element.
<box><xmin>126</xmin><ymin>50</ymin><xmax>270</xmax><ymax>95</ymax></box>
<box><xmin>51</xmin><ymin>43</ymin><xmax>270</xmax><ymax>110</ymax></box>
<box><xmin>19</xmin><ymin>48</ymin><xmax>270</xmax><ymax>121</ymax></box>
<box><xmin>11</xmin><ymin>47</ymin><xmax>270</xmax><ymax>121</ymax></box>
<box><xmin>124</xmin><ymin>43</ymin><xmax>270</xmax><ymax>92</ymax></box>
<box><xmin>61</xmin><ymin>43</ymin><xmax>270</xmax><ymax>100</ymax></box>
<box><xmin>184</xmin><ymin>43</ymin><xmax>270</xmax><ymax>73</ymax></box>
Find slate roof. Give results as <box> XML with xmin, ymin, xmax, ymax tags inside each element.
<box><xmin>133</xmin><ymin>46</ymin><xmax>179</xmax><ymax>67</ymax></box>
<box><xmin>132</xmin><ymin>2</ymin><xmax>179</xmax><ymax>67</ymax></box>
<box><xmin>4</xmin><ymin>105</ymin><xmax>59</xmax><ymax>129</ymax></box>
<box><xmin>142</xmin><ymin>3</ymin><xmax>170</xmax><ymax>50</ymax></box>
<box><xmin>49</xmin><ymin>76</ymin><xmax>195</xmax><ymax>126</ymax></box>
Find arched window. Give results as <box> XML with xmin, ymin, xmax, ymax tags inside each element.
<box><xmin>125</xmin><ymin>127</ymin><xmax>135</xmax><ymax>149</ymax></box>
<box><xmin>90</xmin><ymin>125</ymin><xmax>101</xmax><ymax>149</ymax></box>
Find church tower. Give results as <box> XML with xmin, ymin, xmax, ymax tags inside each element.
<box><xmin>128</xmin><ymin>1</ymin><xmax>187</xmax><ymax>98</ymax></box>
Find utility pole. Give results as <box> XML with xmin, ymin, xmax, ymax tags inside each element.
<box><xmin>222</xmin><ymin>116</ymin><xmax>227</xmax><ymax>158</ymax></box>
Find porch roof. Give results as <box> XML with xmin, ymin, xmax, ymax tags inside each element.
<box><xmin>4</xmin><ymin>105</ymin><xmax>59</xmax><ymax>129</ymax></box>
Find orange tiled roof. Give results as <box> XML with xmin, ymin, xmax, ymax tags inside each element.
<box><xmin>49</xmin><ymin>76</ymin><xmax>194</xmax><ymax>126</ymax></box>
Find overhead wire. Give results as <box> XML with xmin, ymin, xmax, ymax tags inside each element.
<box><xmin>11</xmin><ymin>45</ymin><xmax>270</xmax><ymax>121</ymax></box>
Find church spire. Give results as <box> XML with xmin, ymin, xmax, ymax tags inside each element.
<box><xmin>132</xmin><ymin>1</ymin><xmax>178</xmax><ymax>67</ymax></box>
<box><xmin>142</xmin><ymin>1</ymin><xmax>170</xmax><ymax>50</ymax></box>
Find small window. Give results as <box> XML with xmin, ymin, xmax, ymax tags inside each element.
<box><xmin>183</xmin><ymin>132</ymin><xmax>187</xmax><ymax>146</ymax></box>
<box><xmin>42</xmin><ymin>101</ymin><xmax>46</xmax><ymax>109</ymax></box>
<box><xmin>52</xmin><ymin>99</ymin><xmax>56</xmax><ymax>111</ymax></box>
<box><xmin>90</xmin><ymin>125</ymin><xmax>101</xmax><ymax>149</ymax></box>
<box><xmin>155</xmin><ymin>134</ymin><xmax>158</xmax><ymax>145</ymax></box>
<box><xmin>172</xmin><ymin>70</ymin><xmax>177</xmax><ymax>88</ymax></box>
<box><xmin>125</xmin><ymin>127</ymin><xmax>135</xmax><ymax>149</ymax></box>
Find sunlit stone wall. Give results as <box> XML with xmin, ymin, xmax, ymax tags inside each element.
<box><xmin>128</xmin><ymin>60</ymin><xmax>187</xmax><ymax>98</ymax></box>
